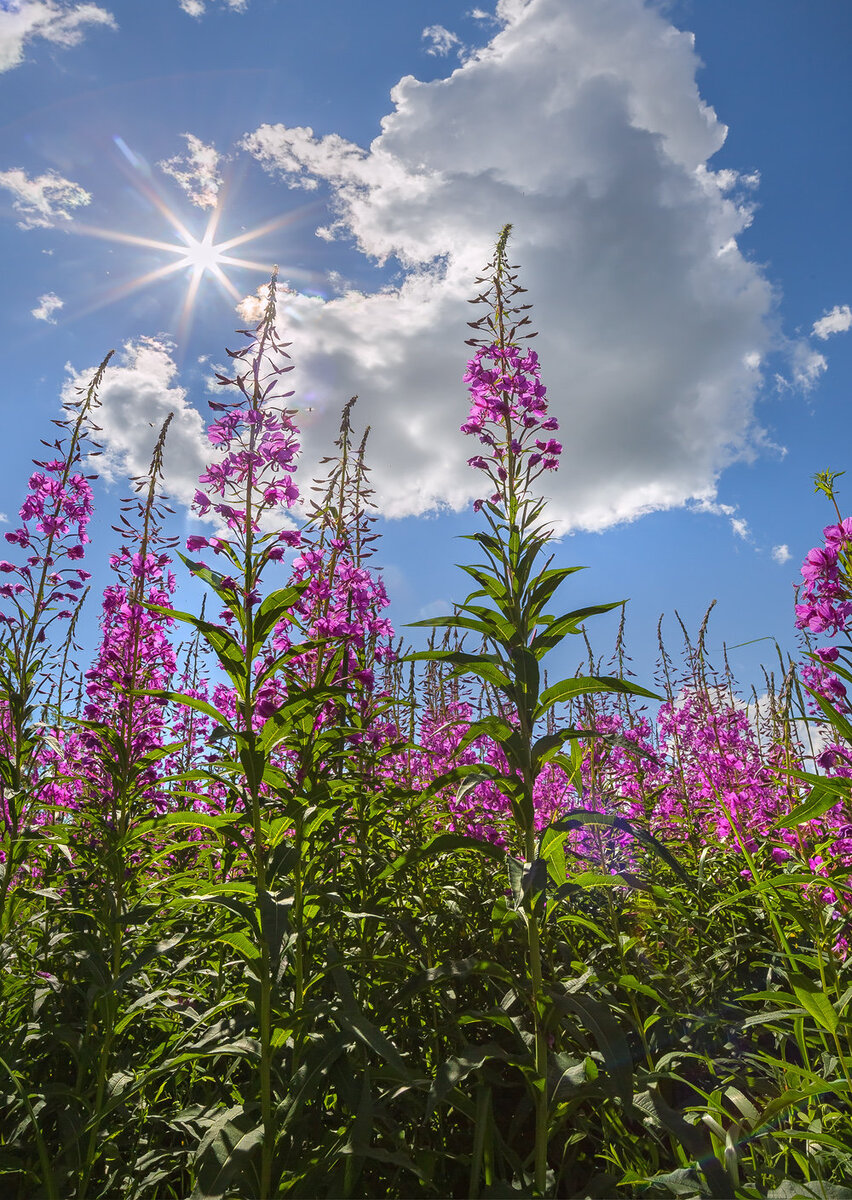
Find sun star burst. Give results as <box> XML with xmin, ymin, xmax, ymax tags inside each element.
<box><xmin>67</xmin><ymin>150</ymin><xmax>322</xmax><ymax>340</ymax></box>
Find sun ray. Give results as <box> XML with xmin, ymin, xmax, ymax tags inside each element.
<box><xmin>69</xmin><ymin>223</ymin><xmax>191</xmax><ymax>256</ymax></box>
<box><xmin>208</xmin><ymin>263</ymin><xmax>242</xmax><ymax>301</ymax></box>
<box><xmin>216</xmin><ymin>208</ymin><xmax>315</xmax><ymax>253</ymax></box>
<box><xmin>177</xmin><ymin>266</ymin><xmax>206</xmax><ymax>343</ymax></box>
<box><xmin>69</xmin><ymin>258</ymin><xmax>190</xmax><ymax>322</ymax></box>
<box><xmin>218</xmin><ymin>255</ymin><xmax>275</xmax><ymax>271</ymax></box>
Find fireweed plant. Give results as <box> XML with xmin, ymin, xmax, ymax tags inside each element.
<box><xmin>406</xmin><ymin>223</ymin><xmax>669</xmax><ymax>1198</ymax></box>
<box><xmin>0</xmin><ymin>234</ymin><xmax>851</xmax><ymax>1199</ymax></box>
<box><xmin>0</xmin><ymin>352</ymin><xmax>109</xmax><ymax>928</ymax></box>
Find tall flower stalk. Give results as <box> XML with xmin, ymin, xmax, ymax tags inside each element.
<box><xmin>67</xmin><ymin>413</ymin><xmax>181</xmax><ymax>1200</ymax></box>
<box><xmin>411</xmin><ymin>226</ymin><xmax>657</xmax><ymax>1196</ymax></box>
<box><xmin>153</xmin><ymin>271</ymin><xmax>345</xmax><ymax>1198</ymax></box>
<box><xmin>0</xmin><ymin>351</ymin><xmax>110</xmax><ymax>928</ymax></box>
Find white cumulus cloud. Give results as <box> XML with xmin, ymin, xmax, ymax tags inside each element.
<box><xmin>158</xmin><ymin>133</ymin><xmax>223</xmax><ymax>209</ymax></box>
<box><xmin>234</xmin><ymin>0</ymin><xmax>776</xmax><ymax>533</ymax></box>
<box><xmin>62</xmin><ymin>339</ymin><xmax>210</xmax><ymax>509</ymax></box>
<box><xmin>0</xmin><ymin>1</ymin><xmax>115</xmax><ymax>72</ymax></box>
<box><xmin>771</xmin><ymin>544</ymin><xmax>791</xmax><ymax>565</ymax></box>
<box><xmin>31</xmin><ymin>291</ymin><xmax>63</xmax><ymax>322</ymax></box>
<box><xmin>812</xmin><ymin>304</ymin><xmax>852</xmax><ymax>341</ymax></box>
<box><xmin>0</xmin><ymin>166</ymin><xmax>91</xmax><ymax>229</ymax></box>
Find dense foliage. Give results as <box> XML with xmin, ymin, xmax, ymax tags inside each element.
<box><xmin>0</xmin><ymin>229</ymin><xmax>850</xmax><ymax>1199</ymax></box>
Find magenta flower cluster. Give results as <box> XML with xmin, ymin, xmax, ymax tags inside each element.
<box><xmin>795</xmin><ymin>518</ymin><xmax>852</xmax><ymax>636</ymax></box>
<box><xmin>461</xmin><ymin>344</ymin><xmax>561</xmax><ymax>510</ymax></box>
<box><xmin>0</xmin><ymin>461</ymin><xmax>93</xmax><ymax>631</ymax></box>
<box><xmin>76</xmin><ymin>544</ymin><xmax>178</xmax><ymax>812</ymax></box>
<box><xmin>188</xmin><ymin>395</ymin><xmax>301</xmax><ymax>554</ymax></box>
<box><xmin>794</xmin><ymin>516</ymin><xmax>852</xmax><ymax>781</ymax></box>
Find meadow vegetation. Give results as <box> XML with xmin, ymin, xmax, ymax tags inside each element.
<box><xmin>0</xmin><ymin>228</ymin><xmax>850</xmax><ymax>1199</ymax></box>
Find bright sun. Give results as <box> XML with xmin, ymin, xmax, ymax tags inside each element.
<box><xmin>67</xmin><ymin>145</ymin><xmax>318</xmax><ymax>339</ymax></box>
<box><xmin>180</xmin><ymin>236</ymin><xmax>224</xmax><ymax>274</ymax></box>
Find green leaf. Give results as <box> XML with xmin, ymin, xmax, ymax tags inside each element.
<box><xmin>330</xmin><ymin>965</ymin><xmax>411</xmax><ymax>1082</ymax></box>
<box><xmin>408</xmin><ymin>612</ymin><xmax>516</xmax><ymax>644</ymax></box>
<box><xmin>113</xmin><ymin>934</ymin><xmax>184</xmax><ymax>995</ymax></box>
<box><xmin>216</xmin><ymin>930</ymin><xmax>262</xmax><ymax>972</ymax></box>
<box><xmin>429</xmin><ymin>1043</ymin><xmax>516</xmax><ymax>1114</ymax></box>
<box><xmin>276</xmin><ymin>1031</ymin><xmax>348</xmax><ymax>1136</ymax></box>
<box><xmin>530</xmin><ymin>604</ymin><xmax>624</xmax><ymax>658</ymax></box>
<box><xmin>774</xmin><ymin>782</ymin><xmax>847</xmax><ymax>829</ymax></box>
<box><xmin>549</xmin><ymin>990</ymin><xmax>633</xmax><ymax>1107</ymax></box>
<box><xmin>402</xmin><ymin>648</ymin><xmax>512</xmax><ymax>692</ymax></box>
<box><xmin>257</xmin><ymin>683</ymin><xmax>341</xmax><ymax>751</ymax></box>
<box><xmin>258</xmin><ymin>889</ymin><xmax>292</xmax><ymax>983</ymax></box>
<box><xmin>510</xmin><ymin>644</ymin><xmax>539</xmax><ymax>700</ymax></box>
<box><xmin>536</xmin><ymin>675</ymin><xmax>661</xmax><ymax>720</ymax></box>
<box><xmin>379</xmin><ymin>830</ymin><xmax>506</xmax><ymax>881</ymax></box>
<box><xmin>252</xmin><ymin>584</ymin><xmax>303</xmax><ymax>643</ymax></box>
<box><xmin>458</xmin><ymin>713</ymin><xmax>521</xmax><ymax>758</ymax></box>
<box><xmin>539</xmin><ymin>828</ymin><xmax>568</xmax><ymax>886</ymax></box>
<box><xmin>532</xmin><ymin>730</ymin><xmax>588</xmax><ymax>778</ymax></box>
<box><xmin>525</xmin><ymin>565</ymin><xmax>587</xmax><ymax>620</ymax></box>
<box><xmin>804</xmin><ymin>683</ymin><xmax>852</xmax><ymax>744</ymax></box>
<box><xmin>184</xmin><ymin>884</ymin><xmax>259</xmax><ymax>932</ymax></box>
<box><xmin>550</xmin><ymin>809</ymin><xmax>693</xmax><ymax>885</ymax></box>
<box><xmin>788</xmin><ymin>972</ymin><xmax>840</xmax><ymax>1033</ymax></box>
<box><xmin>507</xmin><ymin>855</ymin><xmax>547</xmax><ymax>913</ymax></box>
<box><xmin>396</xmin><ymin>957</ymin><xmax>514</xmax><ymax>1005</ymax></box>
<box><xmin>751</xmin><ymin>1082</ymin><xmax>844</xmax><ymax>1131</ymax></box>
<box><xmin>189</xmin><ymin>1103</ymin><xmax>262</xmax><ymax>1200</ymax></box>
<box><xmin>767</xmin><ymin>1182</ymin><xmax>852</xmax><ymax>1200</ymax></box>
<box><xmin>142</xmin><ymin>690</ymin><xmax>237</xmax><ymax>735</ymax></box>
<box><xmin>646</xmin><ymin>1085</ymin><xmax>734</xmax><ymax>1199</ymax></box>
<box><xmin>342</xmin><ymin>1060</ymin><xmax>373</xmax><ymax>1196</ymax></box>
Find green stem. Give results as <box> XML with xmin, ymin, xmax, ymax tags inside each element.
<box><xmin>525</xmin><ymin>826</ymin><xmax>548</xmax><ymax>1197</ymax></box>
<box><xmin>77</xmin><ymin>924</ymin><xmax>122</xmax><ymax>1200</ymax></box>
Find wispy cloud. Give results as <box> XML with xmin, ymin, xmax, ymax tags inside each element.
<box><xmin>177</xmin><ymin>0</ymin><xmax>248</xmax><ymax>16</ymax></box>
<box><xmin>158</xmin><ymin>133</ymin><xmax>223</xmax><ymax>209</ymax></box>
<box><xmin>31</xmin><ymin>291</ymin><xmax>63</xmax><ymax>322</ymax></box>
<box><xmin>691</xmin><ymin>499</ymin><xmax>751</xmax><ymax>541</ymax></box>
<box><xmin>775</xmin><ymin>340</ymin><xmax>827</xmax><ymax>395</ymax></box>
<box><xmin>813</xmin><ymin>304</ymin><xmax>852</xmax><ymax>341</ymax></box>
<box><xmin>237</xmin><ymin>0</ymin><xmax>774</xmax><ymax>533</ymax></box>
<box><xmin>0</xmin><ymin>166</ymin><xmax>91</xmax><ymax>229</ymax></box>
<box><xmin>771</xmin><ymin>544</ymin><xmax>791</xmax><ymax>565</ymax></box>
<box><xmin>422</xmin><ymin>24</ymin><xmax>462</xmax><ymax>58</ymax></box>
<box><xmin>0</xmin><ymin>1</ymin><xmax>115</xmax><ymax>73</ymax></box>
<box><xmin>773</xmin><ymin>303</ymin><xmax>852</xmax><ymax>395</ymax></box>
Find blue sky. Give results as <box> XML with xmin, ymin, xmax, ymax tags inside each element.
<box><xmin>0</xmin><ymin>0</ymin><xmax>850</xmax><ymax>697</ymax></box>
